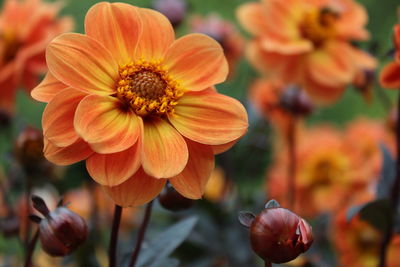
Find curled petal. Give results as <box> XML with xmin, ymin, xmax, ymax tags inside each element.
<box><xmin>44</xmin><ymin>138</ymin><xmax>93</xmax><ymax>166</ymax></box>
<box><xmin>74</xmin><ymin>95</ymin><xmax>141</xmax><ymax>154</ymax></box>
<box><xmin>164</xmin><ymin>34</ymin><xmax>228</xmax><ymax>91</ymax></box>
<box><xmin>135</xmin><ymin>8</ymin><xmax>174</xmax><ymax>61</ymax></box>
<box><xmin>85</xmin><ymin>2</ymin><xmax>141</xmax><ymax>64</ymax></box>
<box><xmin>103</xmin><ymin>168</ymin><xmax>166</xmax><ymax>207</ymax></box>
<box><xmin>306</xmin><ymin>42</ymin><xmax>355</xmax><ymax>88</ymax></box>
<box><xmin>142</xmin><ymin>118</ymin><xmax>188</xmax><ymax>178</ymax></box>
<box><xmin>31</xmin><ymin>72</ymin><xmax>68</xmax><ymax>103</ymax></box>
<box><xmin>46</xmin><ymin>33</ymin><xmax>118</xmax><ymax>95</ymax></box>
<box><xmin>169</xmin><ymin>90</ymin><xmax>248</xmax><ymax>145</ymax></box>
<box><xmin>86</xmin><ymin>141</ymin><xmax>141</xmax><ymax>187</ymax></box>
<box><xmin>170</xmin><ymin>140</ymin><xmax>214</xmax><ymax>199</ymax></box>
<box><xmin>43</xmin><ymin>88</ymin><xmax>87</xmax><ymax>147</ymax></box>
<box><xmin>380</xmin><ymin>62</ymin><xmax>400</xmax><ymax>89</ymax></box>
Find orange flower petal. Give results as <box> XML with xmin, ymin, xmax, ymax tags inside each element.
<box><xmin>31</xmin><ymin>72</ymin><xmax>68</xmax><ymax>103</ymax></box>
<box><xmin>236</xmin><ymin>2</ymin><xmax>268</xmax><ymax>36</ymax></box>
<box><xmin>135</xmin><ymin>8</ymin><xmax>174</xmax><ymax>61</ymax></box>
<box><xmin>86</xmin><ymin>141</ymin><xmax>141</xmax><ymax>187</ymax></box>
<box><xmin>164</xmin><ymin>34</ymin><xmax>228</xmax><ymax>91</ymax></box>
<box><xmin>43</xmin><ymin>88</ymin><xmax>87</xmax><ymax>147</ymax></box>
<box><xmin>169</xmin><ymin>140</ymin><xmax>214</xmax><ymax>199</ymax></box>
<box><xmin>303</xmin><ymin>72</ymin><xmax>346</xmax><ymax>104</ymax></box>
<box><xmin>74</xmin><ymin>95</ymin><xmax>140</xmax><ymax>154</ymax></box>
<box><xmin>142</xmin><ymin>118</ymin><xmax>188</xmax><ymax>178</ymax></box>
<box><xmin>169</xmin><ymin>90</ymin><xmax>248</xmax><ymax>145</ymax></box>
<box><xmin>44</xmin><ymin>138</ymin><xmax>93</xmax><ymax>166</ymax></box>
<box><xmin>307</xmin><ymin>42</ymin><xmax>355</xmax><ymax>88</ymax></box>
<box><xmin>85</xmin><ymin>2</ymin><xmax>141</xmax><ymax>64</ymax></box>
<box><xmin>212</xmin><ymin>139</ymin><xmax>240</xmax><ymax>155</ymax></box>
<box><xmin>46</xmin><ymin>33</ymin><xmax>118</xmax><ymax>95</ymax></box>
<box><xmin>380</xmin><ymin>62</ymin><xmax>400</xmax><ymax>89</ymax></box>
<box><xmin>103</xmin><ymin>168</ymin><xmax>166</xmax><ymax>207</ymax></box>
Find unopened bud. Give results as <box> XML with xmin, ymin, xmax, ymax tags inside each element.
<box><xmin>239</xmin><ymin>200</ymin><xmax>313</xmax><ymax>264</ymax></box>
<box><xmin>153</xmin><ymin>0</ymin><xmax>187</xmax><ymax>28</ymax></box>
<box><xmin>280</xmin><ymin>87</ymin><xmax>314</xmax><ymax>116</ymax></box>
<box><xmin>158</xmin><ymin>183</ymin><xmax>194</xmax><ymax>211</ymax></box>
<box><xmin>31</xmin><ymin>195</ymin><xmax>87</xmax><ymax>257</ymax></box>
<box><xmin>15</xmin><ymin>127</ymin><xmax>45</xmax><ymax>170</ymax></box>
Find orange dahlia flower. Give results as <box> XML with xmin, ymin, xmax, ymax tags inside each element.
<box><xmin>237</xmin><ymin>0</ymin><xmax>376</xmax><ymax>103</ymax></box>
<box><xmin>0</xmin><ymin>0</ymin><xmax>72</xmax><ymax>113</ymax></box>
<box><xmin>380</xmin><ymin>24</ymin><xmax>400</xmax><ymax>89</ymax></box>
<box><xmin>31</xmin><ymin>2</ymin><xmax>248</xmax><ymax>207</ymax></box>
<box><xmin>267</xmin><ymin>125</ymin><xmax>358</xmax><ymax>217</ymax></box>
<box><xmin>333</xmin><ymin>205</ymin><xmax>400</xmax><ymax>267</ymax></box>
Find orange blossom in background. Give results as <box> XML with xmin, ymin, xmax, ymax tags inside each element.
<box><xmin>0</xmin><ymin>0</ymin><xmax>72</xmax><ymax>113</ymax></box>
<box><xmin>237</xmin><ymin>0</ymin><xmax>376</xmax><ymax>103</ymax></box>
<box><xmin>31</xmin><ymin>2</ymin><xmax>248</xmax><ymax>207</ymax></box>
<box><xmin>380</xmin><ymin>24</ymin><xmax>400</xmax><ymax>89</ymax></box>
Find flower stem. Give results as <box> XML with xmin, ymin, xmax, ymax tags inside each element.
<box><xmin>287</xmin><ymin>115</ymin><xmax>297</xmax><ymax>209</ymax></box>
<box><xmin>23</xmin><ymin>228</ymin><xmax>39</xmax><ymax>267</ymax></box>
<box><xmin>109</xmin><ymin>205</ymin><xmax>123</xmax><ymax>267</ymax></box>
<box><xmin>24</xmin><ymin>179</ymin><xmax>32</xmax><ymax>255</ymax></box>
<box><xmin>129</xmin><ymin>200</ymin><xmax>154</xmax><ymax>267</ymax></box>
<box><xmin>264</xmin><ymin>260</ymin><xmax>272</xmax><ymax>267</ymax></box>
<box><xmin>378</xmin><ymin>92</ymin><xmax>400</xmax><ymax>267</ymax></box>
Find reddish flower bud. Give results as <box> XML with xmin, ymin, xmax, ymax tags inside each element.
<box><xmin>386</xmin><ymin>107</ymin><xmax>397</xmax><ymax>135</ymax></box>
<box><xmin>158</xmin><ymin>183</ymin><xmax>194</xmax><ymax>211</ymax></box>
<box><xmin>280</xmin><ymin>87</ymin><xmax>314</xmax><ymax>116</ymax></box>
<box><xmin>153</xmin><ymin>0</ymin><xmax>187</xmax><ymax>28</ymax></box>
<box><xmin>14</xmin><ymin>127</ymin><xmax>45</xmax><ymax>170</ymax></box>
<box><xmin>239</xmin><ymin>200</ymin><xmax>313</xmax><ymax>264</ymax></box>
<box><xmin>31</xmin><ymin>195</ymin><xmax>87</xmax><ymax>257</ymax></box>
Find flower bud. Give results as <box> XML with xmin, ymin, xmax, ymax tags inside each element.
<box><xmin>153</xmin><ymin>0</ymin><xmax>187</xmax><ymax>28</ymax></box>
<box><xmin>14</xmin><ymin>127</ymin><xmax>45</xmax><ymax>170</ymax></box>
<box><xmin>279</xmin><ymin>86</ymin><xmax>314</xmax><ymax>116</ymax></box>
<box><xmin>239</xmin><ymin>200</ymin><xmax>313</xmax><ymax>264</ymax></box>
<box><xmin>31</xmin><ymin>195</ymin><xmax>88</xmax><ymax>257</ymax></box>
<box><xmin>158</xmin><ymin>183</ymin><xmax>194</xmax><ymax>211</ymax></box>
<box><xmin>386</xmin><ymin>107</ymin><xmax>397</xmax><ymax>135</ymax></box>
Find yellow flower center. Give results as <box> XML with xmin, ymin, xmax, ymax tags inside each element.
<box><xmin>0</xmin><ymin>31</ymin><xmax>20</xmax><ymax>64</ymax></box>
<box><xmin>300</xmin><ymin>7</ymin><xmax>338</xmax><ymax>47</ymax></box>
<box><xmin>301</xmin><ymin>151</ymin><xmax>348</xmax><ymax>189</ymax></box>
<box><xmin>116</xmin><ymin>60</ymin><xmax>184</xmax><ymax>116</ymax></box>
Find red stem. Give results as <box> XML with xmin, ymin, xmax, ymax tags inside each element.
<box><xmin>129</xmin><ymin>200</ymin><xmax>154</xmax><ymax>267</ymax></box>
<box><xmin>109</xmin><ymin>205</ymin><xmax>123</xmax><ymax>267</ymax></box>
<box><xmin>287</xmin><ymin>115</ymin><xmax>297</xmax><ymax>209</ymax></box>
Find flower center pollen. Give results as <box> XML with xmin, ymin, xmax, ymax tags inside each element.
<box><xmin>116</xmin><ymin>61</ymin><xmax>184</xmax><ymax>116</ymax></box>
<box><xmin>300</xmin><ymin>8</ymin><xmax>339</xmax><ymax>47</ymax></box>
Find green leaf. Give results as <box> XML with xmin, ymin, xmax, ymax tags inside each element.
<box><xmin>377</xmin><ymin>144</ymin><xmax>396</xmax><ymax>199</ymax></box>
<box><xmin>135</xmin><ymin>216</ymin><xmax>198</xmax><ymax>267</ymax></box>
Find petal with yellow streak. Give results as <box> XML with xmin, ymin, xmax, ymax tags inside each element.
<box><xmin>43</xmin><ymin>88</ymin><xmax>87</xmax><ymax>147</ymax></box>
<box><xmin>74</xmin><ymin>94</ymin><xmax>140</xmax><ymax>154</ymax></box>
<box><xmin>86</xmin><ymin>140</ymin><xmax>141</xmax><ymax>187</ymax></box>
<box><xmin>169</xmin><ymin>90</ymin><xmax>248</xmax><ymax>145</ymax></box>
<box><xmin>31</xmin><ymin>72</ymin><xmax>68</xmax><ymax>103</ymax></box>
<box><xmin>142</xmin><ymin>118</ymin><xmax>188</xmax><ymax>179</ymax></box>
<box><xmin>85</xmin><ymin>2</ymin><xmax>142</xmax><ymax>64</ymax></box>
<box><xmin>44</xmin><ymin>138</ymin><xmax>93</xmax><ymax>166</ymax></box>
<box><xmin>134</xmin><ymin>8</ymin><xmax>174</xmax><ymax>61</ymax></box>
<box><xmin>164</xmin><ymin>34</ymin><xmax>228</xmax><ymax>91</ymax></box>
<box><xmin>46</xmin><ymin>33</ymin><xmax>118</xmax><ymax>95</ymax></box>
<box><xmin>103</xmin><ymin>168</ymin><xmax>166</xmax><ymax>207</ymax></box>
<box><xmin>170</xmin><ymin>140</ymin><xmax>214</xmax><ymax>199</ymax></box>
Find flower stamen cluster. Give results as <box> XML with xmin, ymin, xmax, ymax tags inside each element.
<box><xmin>300</xmin><ymin>8</ymin><xmax>338</xmax><ymax>46</ymax></box>
<box><xmin>116</xmin><ymin>60</ymin><xmax>184</xmax><ymax>116</ymax></box>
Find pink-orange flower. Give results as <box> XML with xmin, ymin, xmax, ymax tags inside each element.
<box><xmin>237</xmin><ymin>0</ymin><xmax>376</xmax><ymax>103</ymax></box>
<box><xmin>0</xmin><ymin>0</ymin><xmax>72</xmax><ymax>113</ymax></box>
<box><xmin>380</xmin><ymin>24</ymin><xmax>400</xmax><ymax>89</ymax></box>
<box><xmin>31</xmin><ymin>2</ymin><xmax>248</xmax><ymax>207</ymax></box>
